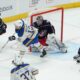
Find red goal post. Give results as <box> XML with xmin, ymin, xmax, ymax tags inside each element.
<box><xmin>30</xmin><ymin>8</ymin><xmax>64</xmax><ymax>42</ymax></box>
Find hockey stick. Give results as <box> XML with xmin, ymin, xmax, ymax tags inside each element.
<box><xmin>0</xmin><ymin>32</ymin><xmax>15</xmax><ymax>53</ymax></box>
<box><xmin>0</xmin><ymin>40</ymin><xmax>9</xmax><ymax>53</ymax></box>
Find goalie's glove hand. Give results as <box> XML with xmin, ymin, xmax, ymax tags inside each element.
<box><xmin>8</xmin><ymin>35</ymin><xmax>16</xmax><ymax>41</ymax></box>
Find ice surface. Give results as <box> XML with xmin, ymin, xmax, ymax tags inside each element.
<box><xmin>0</xmin><ymin>8</ymin><xmax>80</xmax><ymax>80</ymax></box>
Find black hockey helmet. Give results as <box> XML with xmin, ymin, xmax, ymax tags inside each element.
<box><xmin>36</xmin><ymin>16</ymin><xmax>43</xmax><ymax>25</ymax></box>
<box><xmin>36</xmin><ymin>15</ymin><xmax>43</xmax><ymax>21</ymax></box>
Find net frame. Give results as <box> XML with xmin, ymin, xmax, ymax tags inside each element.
<box><xmin>30</xmin><ymin>8</ymin><xmax>64</xmax><ymax>42</ymax></box>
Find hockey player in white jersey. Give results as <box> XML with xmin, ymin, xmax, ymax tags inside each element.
<box><xmin>9</xmin><ymin>19</ymin><xmax>47</xmax><ymax>57</ymax></box>
<box><xmin>11</xmin><ymin>53</ymin><xmax>39</xmax><ymax>80</ymax></box>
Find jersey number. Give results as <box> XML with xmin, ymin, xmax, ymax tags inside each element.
<box><xmin>20</xmin><ymin>70</ymin><xmax>33</xmax><ymax>80</ymax></box>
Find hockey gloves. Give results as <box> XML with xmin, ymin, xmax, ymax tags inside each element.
<box><xmin>9</xmin><ymin>35</ymin><xmax>16</xmax><ymax>41</ymax></box>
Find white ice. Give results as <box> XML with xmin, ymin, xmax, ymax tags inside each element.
<box><xmin>0</xmin><ymin>8</ymin><xmax>80</xmax><ymax>80</ymax></box>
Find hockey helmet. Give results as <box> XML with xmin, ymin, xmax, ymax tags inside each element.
<box><xmin>36</xmin><ymin>16</ymin><xmax>43</xmax><ymax>25</ymax></box>
<box><xmin>14</xmin><ymin>19</ymin><xmax>24</xmax><ymax>29</ymax></box>
<box><xmin>36</xmin><ymin>15</ymin><xmax>43</xmax><ymax>20</ymax></box>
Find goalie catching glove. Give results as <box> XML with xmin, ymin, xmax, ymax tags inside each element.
<box><xmin>8</xmin><ymin>35</ymin><xmax>16</xmax><ymax>41</ymax></box>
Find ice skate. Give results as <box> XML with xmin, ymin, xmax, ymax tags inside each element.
<box><xmin>40</xmin><ymin>49</ymin><xmax>47</xmax><ymax>57</ymax></box>
<box><xmin>76</xmin><ymin>57</ymin><xmax>80</xmax><ymax>63</ymax></box>
<box><xmin>73</xmin><ymin>55</ymin><xmax>80</xmax><ymax>60</ymax></box>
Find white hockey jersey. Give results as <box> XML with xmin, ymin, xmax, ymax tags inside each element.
<box><xmin>11</xmin><ymin>63</ymin><xmax>38</xmax><ymax>80</ymax></box>
<box><xmin>15</xmin><ymin>20</ymin><xmax>38</xmax><ymax>47</ymax></box>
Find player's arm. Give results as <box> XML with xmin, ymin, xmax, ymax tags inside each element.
<box><xmin>31</xmin><ymin>27</ymin><xmax>38</xmax><ymax>39</ymax></box>
<box><xmin>45</xmin><ymin>20</ymin><xmax>55</xmax><ymax>34</ymax></box>
<box><xmin>27</xmin><ymin>26</ymin><xmax>38</xmax><ymax>40</ymax></box>
<box><xmin>32</xmin><ymin>22</ymin><xmax>39</xmax><ymax>29</ymax></box>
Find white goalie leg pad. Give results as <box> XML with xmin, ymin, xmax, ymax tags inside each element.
<box><xmin>54</xmin><ymin>40</ymin><xmax>67</xmax><ymax>53</ymax></box>
<box><xmin>47</xmin><ymin>34</ymin><xmax>67</xmax><ymax>53</ymax></box>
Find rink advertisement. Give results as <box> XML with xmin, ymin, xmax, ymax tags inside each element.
<box><xmin>0</xmin><ymin>5</ymin><xmax>13</xmax><ymax>16</ymax></box>
<box><xmin>29</xmin><ymin>0</ymin><xmax>40</xmax><ymax>7</ymax></box>
<box><xmin>46</xmin><ymin>0</ymin><xmax>54</xmax><ymax>3</ymax></box>
<box><xmin>0</xmin><ymin>0</ymin><xmax>80</xmax><ymax>22</ymax></box>
<box><xmin>0</xmin><ymin>5</ymin><xmax>13</xmax><ymax>13</ymax></box>
<box><xmin>0</xmin><ymin>0</ymin><xmax>14</xmax><ymax>18</ymax></box>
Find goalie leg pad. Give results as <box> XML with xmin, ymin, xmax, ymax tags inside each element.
<box><xmin>53</xmin><ymin>39</ymin><xmax>67</xmax><ymax>53</ymax></box>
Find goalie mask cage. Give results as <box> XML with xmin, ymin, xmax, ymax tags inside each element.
<box><xmin>30</xmin><ymin>8</ymin><xmax>64</xmax><ymax>42</ymax></box>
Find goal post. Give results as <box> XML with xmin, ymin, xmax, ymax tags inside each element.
<box><xmin>30</xmin><ymin>8</ymin><xmax>64</xmax><ymax>42</ymax></box>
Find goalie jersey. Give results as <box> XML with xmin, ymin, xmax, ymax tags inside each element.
<box><xmin>15</xmin><ymin>20</ymin><xmax>39</xmax><ymax>47</ymax></box>
<box><xmin>11</xmin><ymin>63</ymin><xmax>38</xmax><ymax>80</ymax></box>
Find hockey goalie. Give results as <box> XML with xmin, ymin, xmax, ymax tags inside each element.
<box><xmin>11</xmin><ymin>53</ymin><xmax>39</xmax><ymax>80</ymax></box>
<box><xmin>32</xmin><ymin>16</ymin><xmax>67</xmax><ymax>53</ymax></box>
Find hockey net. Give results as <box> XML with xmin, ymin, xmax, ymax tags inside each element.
<box><xmin>30</xmin><ymin>8</ymin><xmax>64</xmax><ymax>42</ymax></box>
